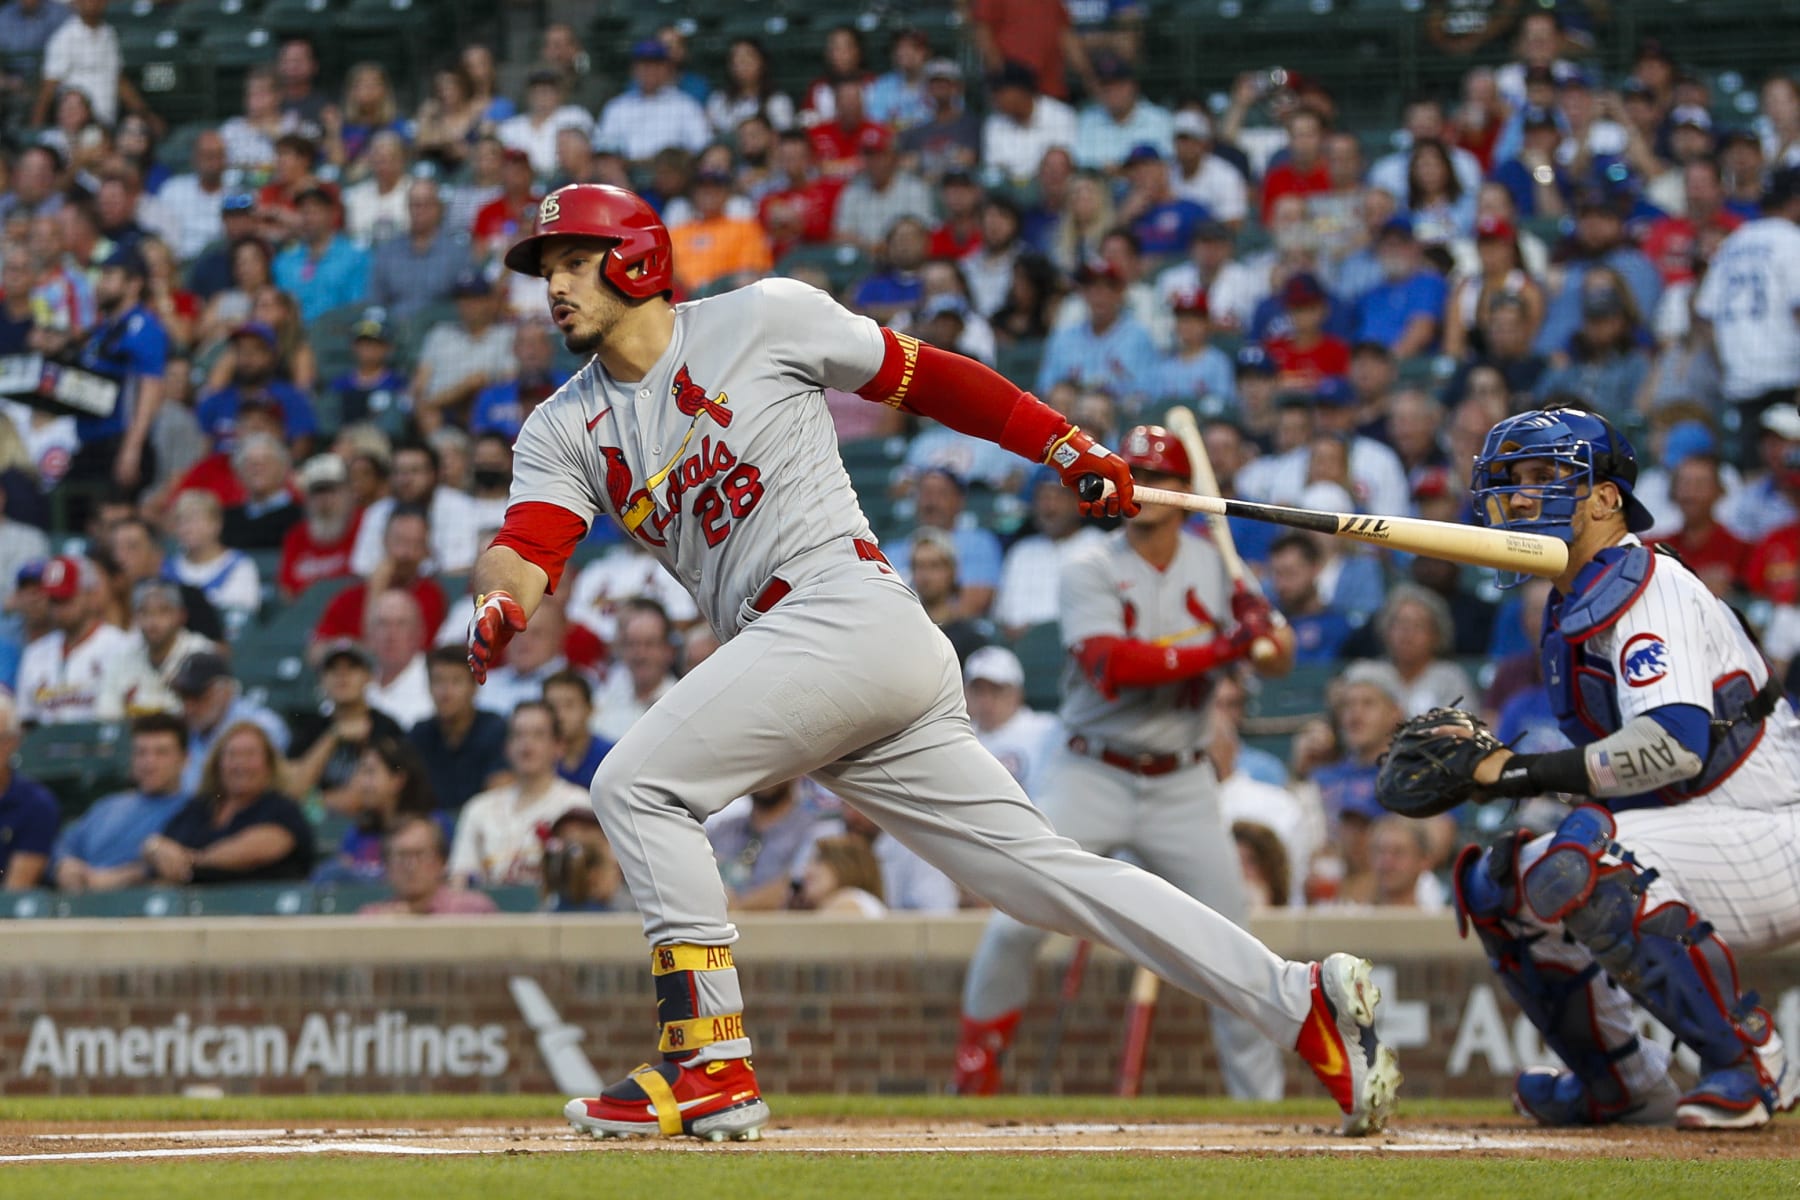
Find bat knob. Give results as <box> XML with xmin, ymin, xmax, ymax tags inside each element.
<box><xmin>1250</xmin><ymin>637</ymin><xmax>1280</xmax><ymax>666</ymax></box>
<box><xmin>1077</xmin><ymin>475</ymin><xmax>1106</xmax><ymax>504</ymax></box>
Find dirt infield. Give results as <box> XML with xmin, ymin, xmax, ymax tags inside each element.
<box><xmin>3</xmin><ymin>1114</ymin><xmax>1798</xmax><ymax>1164</ymax></box>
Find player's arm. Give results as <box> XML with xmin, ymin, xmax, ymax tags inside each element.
<box><xmin>1478</xmin><ymin>705</ymin><xmax>1709</xmax><ymax>798</ymax></box>
<box><xmin>467</xmin><ymin>413</ymin><xmax>597</xmax><ymax>682</ymax></box>
<box><xmin>853</xmin><ymin>328</ymin><xmax>1137</xmax><ymax>517</ymax></box>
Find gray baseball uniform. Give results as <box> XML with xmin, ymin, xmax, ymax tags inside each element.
<box><xmin>508</xmin><ymin>278</ymin><xmax>1314</xmax><ymax>1069</ymax></box>
<box><xmin>963</xmin><ymin>529</ymin><xmax>1283</xmax><ymax>1100</ymax></box>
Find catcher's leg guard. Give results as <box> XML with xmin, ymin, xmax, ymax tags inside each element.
<box><xmin>564</xmin><ymin>943</ymin><xmax>768</xmax><ymax>1141</ymax></box>
<box><xmin>1520</xmin><ymin>805</ymin><xmax>1786</xmax><ymax>1130</ymax></box>
<box><xmin>1453</xmin><ymin>834</ymin><xmax>1670</xmax><ymax>1126</ymax></box>
<box><xmin>951</xmin><ymin>1010</ymin><xmax>1020</xmax><ymax>1096</ymax></box>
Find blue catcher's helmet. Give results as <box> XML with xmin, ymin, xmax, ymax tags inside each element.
<box><xmin>1470</xmin><ymin>407</ymin><xmax>1655</xmax><ymax>585</ymax></box>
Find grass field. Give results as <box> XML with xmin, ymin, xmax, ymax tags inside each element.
<box><xmin>3</xmin><ymin>1095</ymin><xmax>1797</xmax><ymax>1200</ymax></box>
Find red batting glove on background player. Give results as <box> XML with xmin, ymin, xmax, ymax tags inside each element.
<box><xmin>467</xmin><ymin>591</ymin><xmax>527</xmax><ymax>684</ymax></box>
<box><xmin>1230</xmin><ymin>587</ymin><xmax>1279</xmax><ymax>641</ymax></box>
<box><xmin>1047</xmin><ymin>427</ymin><xmax>1139</xmax><ymax>518</ymax></box>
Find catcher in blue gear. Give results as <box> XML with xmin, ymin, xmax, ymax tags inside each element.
<box><xmin>1380</xmin><ymin>406</ymin><xmax>1800</xmax><ymax>1130</ymax></box>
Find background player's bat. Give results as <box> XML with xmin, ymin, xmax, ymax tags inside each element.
<box><xmin>1033</xmin><ymin>939</ymin><xmax>1092</xmax><ymax>1094</ymax></box>
<box><xmin>1114</xmin><ymin>967</ymin><xmax>1161</xmax><ymax>1098</ymax></box>
<box><xmin>1164</xmin><ymin>407</ymin><xmax>1283</xmax><ymax>666</ymax></box>
<box><xmin>1077</xmin><ymin>476</ymin><xmax>1570</xmax><ymax>578</ymax></box>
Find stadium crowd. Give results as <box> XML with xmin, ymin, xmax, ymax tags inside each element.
<box><xmin>0</xmin><ymin>1</ymin><xmax>1796</xmax><ymax>920</ymax></box>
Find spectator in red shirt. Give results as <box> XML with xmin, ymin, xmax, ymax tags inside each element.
<box><xmin>1261</xmin><ymin>107</ymin><xmax>1332</xmax><ymax>224</ymax></box>
<box><xmin>928</xmin><ymin>168</ymin><xmax>985</xmax><ymax>259</ymax></box>
<box><xmin>161</xmin><ymin>397</ymin><xmax>288</xmax><ymax>514</ymax></box>
<box><xmin>1649</xmin><ymin>453</ymin><xmax>1746</xmax><ymax>599</ymax></box>
<box><xmin>279</xmin><ymin>454</ymin><xmax>364</xmax><ymax>600</ymax></box>
<box><xmin>255</xmin><ymin>134</ymin><xmax>333</xmax><ymax>245</ymax></box>
<box><xmin>1264</xmin><ymin>272</ymin><xmax>1350</xmax><ymax>390</ymax></box>
<box><xmin>758</xmin><ymin>131</ymin><xmax>843</xmax><ymax>259</ymax></box>
<box><xmin>313</xmin><ymin>505</ymin><xmax>447</xmax><ymax>651</ymax></box>
<box><xmin>1642</xmin><ymin>160</ymin><xmax>1743</xmax><ymax>286</ymax></box>
<box><xmin>471</xmin><ymin>148</ymin><xmax>541</xmax><ymax>257</ymax></box>
<box><xmin>970</xmin><ymin>0</ymin><xmax>1093</xmax><ymax>102</ymax></box>
<box><xmin>807</xmin><ymin>80</ymin><xmax>888</xmax><ymax>181</ymax></box>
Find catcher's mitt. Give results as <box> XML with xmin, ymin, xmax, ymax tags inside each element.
<box><xmin>1375</xmin><ymin>706</ymin><xmax>1506</xmax><ymax>818</ymax></box>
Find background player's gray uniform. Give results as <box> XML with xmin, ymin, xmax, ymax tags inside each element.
<box><xmin>962</xmin><ymin>530</ymin><xmax>1283</xmax><ymax>1100</ymax></box>
<box><xmin>508</xmin><ymin>278</ymin><xmax>1316</xmax><ymax>1066</ymax></box>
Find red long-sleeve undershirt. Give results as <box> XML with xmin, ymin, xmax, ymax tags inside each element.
<box><xmin>491</xmin><ymin>501</ymin><xmax>587</xmax><ymax>593</ymax></box>
<box><xmin>1074</xmin><ymin>635</ymin><xmax>1243</xmax><ymax>698</ymax></box>
<box><xmin>855</xmin><ymin>329</ymin><xmax>1071</xmax><ymax>461</ymax></box>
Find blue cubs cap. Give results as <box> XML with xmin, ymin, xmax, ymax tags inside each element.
<box><xmin>220</xmin><ymin>191</ymin><xmax>257</xmax><ymax>214</ymax></box>
<box><xmin>1235</xmin><ymin>345</ymin><xmax>1275</xmax><ymax>376</ymax></box>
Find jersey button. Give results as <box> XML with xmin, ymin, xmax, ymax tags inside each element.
<box><xmin>638</xmin><ymin>388</ymin><xmax>651</xmax><ymax>399</ymax></box>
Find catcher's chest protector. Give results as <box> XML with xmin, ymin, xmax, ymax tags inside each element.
<box><xmin>1544</xmin><ymin>546</ymin><xmax>1765</xmax><ymax>806</ymax></box>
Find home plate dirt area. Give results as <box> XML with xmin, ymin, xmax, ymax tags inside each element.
<box><xmin>3</xmin><ymin>1115</ymin><xmax>1799</xmax><ymax>1163</ymax></box>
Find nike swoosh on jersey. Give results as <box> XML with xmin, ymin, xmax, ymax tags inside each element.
<box><xmin>587</xmin><ymin>406</ymin><xmax>612</xmax><ymax>430</ymax></box>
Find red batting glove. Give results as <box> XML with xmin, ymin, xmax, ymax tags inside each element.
<box><xmin>467</xmin><ymin>590</ymin><xmax>527</xmax><ymax>684</ymax></box>
<box><xmin>1046</xmin><ymin>427</ymin><xmax>1140</xmax><ymax>518</ymax></box>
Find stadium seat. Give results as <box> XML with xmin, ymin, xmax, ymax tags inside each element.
<box><xmin>992</xmin><ymin>339</ymin><xmax>1044</xmax><ymax>389</ymax></box>
<box><xmin>1008</xmin><ymin>622</ymin><xmax>1066</xmax><ymax>713</ymax></box>
<box><xmin>18</xmin><ymin>722</ymin><xmax>133</xmax><ymax>817</ymax></box>
<box><xmin>56</xmin><ymin>887</ymin><xmax>187</xmax><ymax>919</ymax></box>
<box><xmin>260</xmin><ymin>0</ymin><xmax>342</xmax><ymax>35</ymax></box>
<box><xmin>172</xmin><ymin>0</ymin><xmax>268</xmax><ymax>35</ymax></box>
<box><xmin>776</xmin><ymin>244</ymin><xmax>872</xmax><ymax>296</ymax></box>
<box><xmin>2</xmin><ymin>891</ymin><xmax>54</xmax><ymax>920</ymax></box>
<box><xmin>314</xmin><ymin>882</ymin><xmax>394</xmax><ymax>913</ymax></box>
<box><xmin>198</xmin><ymin>24</ymin><xmax>280</xmax><ymax>71</ymax></box>
<box><xmin>1246</xmin><ymin>662</ymin><xmax>1337</xmax><ymax>725</ymax></box>
<box><xmin>180</xmin><ymin>883</ymin><xmax>316</xmax><ymax>916</ymax></box>
<box><xmin>484</xmin><ymin>885</ymin><xmax>543</xmax><ymax>913</ymax></box>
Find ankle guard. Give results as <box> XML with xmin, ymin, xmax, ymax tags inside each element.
<box><xmin>652</xmin><ymin>943</ymin><xmax>751</xmax><ymax>1064</ymax></box>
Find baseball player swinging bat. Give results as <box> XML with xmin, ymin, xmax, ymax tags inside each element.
<box><xmin>1077</xmin><ymin>475</ymin><xmax>1570</xmax><ymax>578</ymax></box>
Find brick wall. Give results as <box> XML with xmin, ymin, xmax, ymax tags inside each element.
<box><xmin>7</xmin><ymin>954</ymin><xmax>1800</xmax><ymax>1097</ymax></box>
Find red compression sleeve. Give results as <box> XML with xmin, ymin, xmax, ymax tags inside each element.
<box><xmin>856</xmin><ymin>329</ymin><xmax>1071</xmax><ymax>462</ymax></box>
<box><xmin>489</xmin><ymin>501</ymin><xmax>589</xmax><ymax>593</ymax></box>
<box><xmin>1075</xmin><ymin>636</ymin><xmax>1245</xmax><ymax>698</ymax></box>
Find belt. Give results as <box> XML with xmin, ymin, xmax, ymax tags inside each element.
<box><xmin>1067</xmin><ymin>735</ymin><xmax>1208</xmax><ymax>778</ymax></box>
<box><xmin>749</xmin><ymin>538</ymin><xmax>892</xmax><ymax>615</ymax></box>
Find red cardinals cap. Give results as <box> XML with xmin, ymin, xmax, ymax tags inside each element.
<box><xmin>1119</xmin><ymin>424</ymin><xmax>1191</xmax><ymax>479</ymax></box>
<box><xmin>1170</xmin><ymin>288</ymin><xmax>1209</xmax><ymax>317</ymax></box>
<box><xmin>1475</xmin><ymin>214</ymin><xmax>1516</xmax><ymax>242</ymax></box>
<box><xmin>502</xmin><ymin>184</ymin><xmax>674</xmax><ymax>299</ymax></box>
<box><xmin>859</xmin><ymin>125</ymin><xmax>894</xmax><ymax>153</ymax></box>
<box><xmin>40</xmin><ymin>555</ymin><xmax>92</xmax><ymax>602</ymax></box>
<box><xmin>1077</xmin><ymin>257</ymin><xmax>1126</xmax><ymax>286</ymax></box>
<box><xmin>1280</xmin><ymin>272</ymin><xmax>1327</xmax><ymax>308</ymax></box>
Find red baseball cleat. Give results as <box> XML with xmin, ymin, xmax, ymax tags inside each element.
<box><xmin>565</xmin><ymin>1058</ymin><xmax>769</xmax><ymax>1142</ymax></box>
<box><xmin>1295</xmin><ymin>954</ymin><xmax>1402</xmax><ymax>1136</ymax></box>
<box><xmin>950</xmin><ymin>1011</ymin><xmax>1020</xmax><ymax>1096</ymax></box>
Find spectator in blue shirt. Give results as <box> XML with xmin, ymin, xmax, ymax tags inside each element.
<box><xmin>1119</xmin><ymin>143</ymin><xmax>1211</xmax><ymax>258</ymax></box>
<box><xmin>273</xmin><ymin>186</ymin><xmax>371</xmax><ymax>322</ymax></box>
<box><xmin>195</xmin><ymin>323</ymin><xmax>319</xmax><ymax>452</ymax></box>
<box><xmin>1074</xmin><ymin>55</ymin><xmax>1172</xmax><ymax>171</ymax></box>
<box><xmin>471</xmin><ymin>322</ymin><xmax>569</xmax><ymax>441</ymax></box>
<box><xmin>1352</xmin><ymin>216</ymin><xmax>1447</xmax><ymax>358</ymax></box>
<box><xmin>1532</xmin><ymin>186</ymin><xmax>1662</xmax><ymax>357</ymax></box>
<box><xmin>0</xmin><ymin>693</ymin><xmax>55</xmax><ymax>891</ymax></box>
<box><xmin>850</xmin><ymin>216</ymin><xmax>929</xmax><ymax>325</ymax></box>
<box><xmin>865</xmin><ymin>28</ymin><xmax>933</xmax><ymax>129</ymax></box>
<box><xmin>0</xmin><ymin>0</ymin><xmax>70</xmax><ymax>87</ymax></box>
<box><xmin>1147</xmin><ymin>288</ymin><xmax>1234</xmax><ymax>404</ymax></box>
<box><xmin>51</xmin><ymin>713</ymin><xmax>189</xmax><ymax>893</ymax></box>
<box><xmin>885</xmin><ymin>468</ymin><xmax>1004</xmax><ymax>619</ymax></box>
<box><xmin>1036</xmin><ymin>257</ymin><xmax>1157</xmax><ymax>404</ymax></box>
<box><xmin>544</xmin><ymin>669</ymin><xmax>614</xmax><ymax>789</ymax></box>
<box><xmin>1491</xmin><ymin>105</ymin><xmax>1574</xmax><ymax>220</ymax></box>
<box><xmin>325</xmin><ymin>310</ymin><xmax>411</xmax><ymax>435</ymax></box>
<box><xmin>1267</xmin><ymin>533</ymin><xmax>1354</xmax><ymax>665</ymax></box>
<box><xmin>72</xmin><ymin>245</ymin><xmax>167</xmax><ymax>522</ymax></box>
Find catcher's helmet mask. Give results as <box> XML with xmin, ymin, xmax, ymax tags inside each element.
<box><xmin>1470</xmin><ymin>407</ymin><xmax>1654</xmax><ymax>587</ymax></box>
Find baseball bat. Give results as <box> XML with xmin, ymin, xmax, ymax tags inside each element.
<box><xmin>1115</xmin><ymin>967</ymin><xmax>1162</xmax><ymax>1098</ymax></box>
<box><xmin>1033</xmin><ymin>939</ymin><xmax>1093</xmax><ymax>1094</ymax></box>
<box><xmin>1164</xmin><ymin>407</ymin><xmax>1283</xmax><ymax>667</ymax></box>
<box><xmin>1076</xmin><ymin>476</ymin><xmax>1569</xmax><ymax>578</ymax></box>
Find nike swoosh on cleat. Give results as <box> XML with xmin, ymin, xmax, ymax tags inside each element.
<box><xmin>677</xmin><ymin>1092</ymin><xmax>723</xmax><ymax>1112</ymax></box>
<box><xmin>1309</xmin><ymin>1008</ymin><xmax>1347</xmax><ymax>1078</ymax></box>
<box><xmin>587</xmin><ymin>406</ymin><xmax>612</xmax><ymax>430</ymax></box>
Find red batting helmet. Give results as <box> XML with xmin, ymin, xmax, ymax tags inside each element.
<box><xmin>502</xmin><ymin>184</ymin><xmax>674</xmax><ymax>299</ymax></box>
<box><xmin>1119</xmin><ymin>424</ymin><xmax>1192</xmax><ymax>479</ymax></box>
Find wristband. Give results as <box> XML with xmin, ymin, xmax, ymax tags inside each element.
<box><xmin>1486</xmin><ymin>749</ymin><xmax>1590</xmax><ymax>799</ymax></box>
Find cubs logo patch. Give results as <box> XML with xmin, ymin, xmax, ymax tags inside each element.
<box><xmin>538</xmin><ymin>192</ymin><xmax>561</xmax><ymax>227</ymax></box>
<box><xmin>1620</xmin><ymin>632</ymin><xmax>1669</xmax><ymax>688</ymax></box>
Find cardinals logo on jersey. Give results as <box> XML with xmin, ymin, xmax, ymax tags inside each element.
<box><xmin>672</xmin><ymin>365</ymin><xmax>733</xmax><ymax>428</ymax></box>
<box><xmin>1184</xmin><ymin>587</ymin><xmax>1216</xmax><ymax>629</ymax></box>
<box><xmin>1620</xmin><ymin>632</ymin><xmax>1670</xmax><ymax>688</ymax></box>
<box><xmin>602</xmin><ymin>446</ymin><xmax>667</xmax><ymax>547</ymax></box>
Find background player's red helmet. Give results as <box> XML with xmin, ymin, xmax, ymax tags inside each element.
<box><xmin>1119</xmin><ymin>424</ymin><xmax>1191</xmax><ymax>480</ymax></box>
<box><xmin>502</xmin><ymin>184</ymin><xmax>674</xmax><ymax>299</ymax></box>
